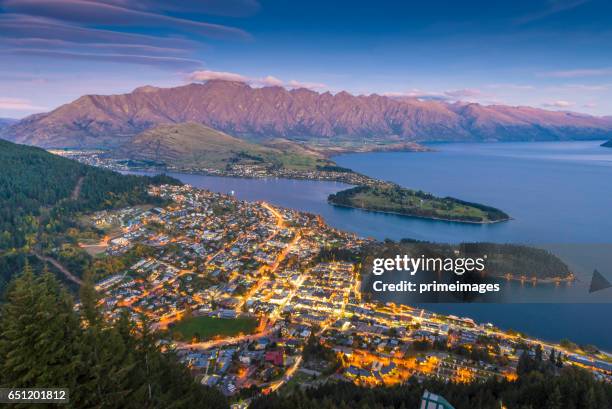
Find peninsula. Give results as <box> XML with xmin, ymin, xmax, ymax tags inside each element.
<box><xmin>328</xmin><ymin>184</ymin><xmax>510</xmax><ymax>223</ymax></box>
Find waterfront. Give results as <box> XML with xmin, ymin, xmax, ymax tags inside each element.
<box><xmin>129</xmin><ymin>140</ymin><xmax>612</xmax><ymax>350</ymax></box>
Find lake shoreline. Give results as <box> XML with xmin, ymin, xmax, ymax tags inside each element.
<box><xmin>125</xmin><ymin>140</ymin><xmax>612</xmax><ymax>350</ymax></box>
<box><xmin>328</xmin><ymin>200</ymin><xmax>512</xmax><ymax>224</ymax></box>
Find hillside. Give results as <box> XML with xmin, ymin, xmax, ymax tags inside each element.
<box><xmin>0</xmin><ymin>138</ymin><xmax>178</xmax><ymax>290</ymax></box>
<box><xmin>3</xmin><ymin>80</ymin><xmax>612</xmax><ymax>148</ymax></box>
<box><xmin>118</xmin><ymin>122</ymin><xmax>335</xmax><ymax>171</ymax></box>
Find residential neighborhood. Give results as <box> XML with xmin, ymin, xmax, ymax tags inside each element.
<box><xmin>84</xmin><ymin>184</ymin><xmax>611</xmax><ymax>405</ymax></box>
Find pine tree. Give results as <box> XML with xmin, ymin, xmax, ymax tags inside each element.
<box><xmin>517</xmin><ymin>350</ymin><xmax>533</xmax><ymax>376</ymax></box>
<box><xmin>0</xmin><ymin>265</ymin><xmax>83</xmax><ymax>394</ymax></box>
<box><xmin>79</xmin><ymin>271</ymin><xmax>100</xmax><ymax>328</ymax></box>
<box><xmin>0</xmin><ymin>266</ymin><xmax>228</xmax><ymax>409</ymax></box>
<box><xmin>535</xmin><ymin>344</ymin><xmax>543</xmax><ymax>363</ymax></box>
<box><xmin>549</xmin><ymin>348</ymin><xmax>556</xmax><ymax>363</ymax></box>
<box><xmin>584</xmin><ymin>386</ymin><xmax>597</xmax><ymax>408</ymax></box>
<box><xmin>556</xmin><ymin>353</ymin><xmax>563</xmax><ymax>369</ymax></box>
<box><xmin>545</xmin><ymin>386</ymin><xmax>563</xmax><ymax>409</ymax></box>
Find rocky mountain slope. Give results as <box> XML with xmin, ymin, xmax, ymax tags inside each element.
<box><xmin>3</xmin><ymin>80</ymin><xmax>612</xmax><ymax>148</ymax></box>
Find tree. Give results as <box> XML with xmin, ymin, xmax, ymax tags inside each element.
<box><xmin>535</xmin><ymin>344</ymin><xmax>543</xmax><ymax>363</ymax></box>
<box><xmin>556</xmin><ymin>353</ymin><xmax>564</xmax><ymax>369</ymax></box>
<box><xmin>549</xmin><ymin>348</ymin><xmax>556</xmax><ymax>364</ymax></box>
<box><xmin>545</xmin><ymin>386</ymin><xmax>562</xmax><ymax>409</ymax></box>
<box><xmin>0</xmin><ymin>265</ymin><xmax>83</xmax><ymax>393</ymax></box>
<box><xmin>517</xmin><ymin>350</ymin><xmax>534</xmax><ymax>376</ymax></box>
<box><xmin>585</xmin><ymin>387</ymin><xmax>597</xmax><ymax>408</ymax></box>
<box><xmin>79</xmin><ymin>271</ymin><xmax>101</xmax><ymax>327</ymax></box>
<box><xmin>0</xmin><ymin>266</ymin><xmax>228</xmax><ymax>409</ymax></box>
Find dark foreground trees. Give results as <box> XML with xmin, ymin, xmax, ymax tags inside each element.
<box><xmin>0</xmin><ymin>265</ymin><xmax>228</xmax><ymax>409</ymax></box>
<box><xmin>251</xmin><ymin>365</ymin><xmax>612</xmax><ymax>409</ymax></box>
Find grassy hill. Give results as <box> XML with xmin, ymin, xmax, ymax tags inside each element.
<box><xmin>118</xmin><ymin>122</ymin><xmax>334</xmax><ymax>172</ymax></box>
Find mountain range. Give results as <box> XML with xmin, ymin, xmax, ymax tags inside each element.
<box><xmin>0</xmin><ymin>118</ymin><xmax>18</xmax><ymax>130</ymax></box>
<box><xmin>2</xmin><ymin>80</ymin><xmax>612</xmax><ymax>149</ymax></box>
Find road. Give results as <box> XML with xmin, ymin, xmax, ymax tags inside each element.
<box><xmin>176</xmin><ymin>327</ymin><xmax>277</xmax><ymax>351</ymax></box>
<box><xmin>70</xmin><ymin>176</ymin><xmax>84</xmax><ymax>200</ymax></box>
<box><xmin>32</xmin><ymin>250</ymin><xmax>83</xmax><ymax>286</ymax></box>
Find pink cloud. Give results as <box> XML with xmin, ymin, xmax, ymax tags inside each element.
<box><xmin>382</xmin><ymin>88</ymin><xmax>485</xmax><ymax>102</ymax></box>
<box><xmin>444</xmin><ymin>88</ymin><xmax>482</xmax><ymax>98</ymax></box>
<box><xmin>188</xmin><ymin>70</ymin><xmax>249</xmax><ymax>82</ymax></box>
<box><xmin>0</xmin><ymin>97</ymin><xmax>47</xmax><ymax>111</ymax></box>
<box><xmin>188</xmin><ymin>70</ymin><xmax>327</xmax><ymax>90</ymax></box>
<box><xmin>3</xmin><ymin>0</ymin><xmax>251</xmax><ymax>40</ymax></box>
<box><xmin>9</xmin><ymin>48</ymin><xmax>203</xmax><ymax>70</ymax></box>
<box><xmin>258</xmin><ymin>75</ymin><xmax>284</xmax><ymax>86</ymax></box>
<box><xmin>287</xmin><ymin>80</ymin><xmax>327</xmax><ymax>90</ymax></box>
<box><xmin>542</xmin><ymin>100</ymin><xmax>574</xmax><ymax>108</ymax></box>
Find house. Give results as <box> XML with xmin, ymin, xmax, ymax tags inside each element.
<box><xmin>265</xmin><ymin>349</ymin><xmax>285</xmax><ymax>366</ymax></box>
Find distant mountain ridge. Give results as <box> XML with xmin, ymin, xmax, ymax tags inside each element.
<box><xmin>3</xmin><ymin>80</ymin><xmax>612</xmax><ymax>148</ymax></box>
<box><xmin>0</xmin><ymin>118</ymin><xmax>18</xmax><ymax>130</ymax></box>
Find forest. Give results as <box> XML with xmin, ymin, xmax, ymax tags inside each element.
<box><xmin>251</xmin><ymin>365</ymin><xmax>612</xmax><ymax>409</ymax></box>
<box><xmin>0</xmin><ymin>264</ymin><xmax>227</xmax><ymax>408</ymax></box>
<box><xmin>0</xmin><ymin>139</ymin><xmax>179</xmax><ymax>293</ymax></box>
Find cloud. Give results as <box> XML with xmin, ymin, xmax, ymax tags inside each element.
<box><xmin>382</xmin><ymin>88</ymin><xmax>485</xmax><ymax>102</ymax></box>
<box><xmin>259</xmin><ymin>75</ymin><xmax>284</xmax><ymax>87</ymax></box>
<box><xmin>443</xmin><ymin>88</ymin><xmax>482</xmax><ymax>99</ymax></box>
<box><xmin>0</xmin><ymin>14</ymin><xmax>197</xmax><ymax>49</ymax></box>
<box><xmin>8</xmin><ymin>48</ymin><xmax>203</xmax><ymax>70</ymax></box>
<box><xmin>542</xmin><ymin>100</ymin><xmax>574</xmax><ymax>108</ymax></box>
<box><xmin>188</xmin><ymin>70</ymin><xmax>249</xmax><ymax>82</ymax></box>
<box><xmin>188</xmin><ymin>70</ymin><xmax>328</xmax><ymax>90</ymax></box>
<box><xmin>0</xmin><ymin>97</ymin><xmax>47</xmax><ymax>111</ymax></box>
<box><xmin>515</xmin><ymin>0</ymin><xmax>591</xmax><ymax>25</ymax></box>
<box><xmin>382</xmin><ymin>89</ymin><xmax>447</xmax><ymax>100</ymax></box>
<box><xmin>582</xmin><ymin>102</ymin><xmax>597</xmax><ymax>108</ymax></box>
<box><xmin>287</xmin><ymin>80</ymin><xmax>326</xmax><ymax>90</ymax></box>
<box><xmin>541</xmin><ymin>68</ymin><xmax>612</xmax><ymax>78</ymax></box>
<box><xmin>3</xmin><ymin>0</ymin><xmax>251</xmax><ymax>40</ymax></box>
<box><xmin>4</xmin><ymin>37</ymin><xmax>190</xmax><ymax>56</ymax></box>
<box><xmin>128</xmin><ymin>0</ymin><xmax>261</xmax><ymax>18</ymax></box>
<box><xmin>487</xmin><ymin>83</ymin><xmax>535</xmax><ymax>90</ymax></box>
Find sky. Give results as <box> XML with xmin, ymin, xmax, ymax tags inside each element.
<box><xmin>1</xmin><ymin>0</ymin><xmax>612</xmax><ymax>118</ymax></box>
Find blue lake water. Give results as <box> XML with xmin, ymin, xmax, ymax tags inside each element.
<box><xmin>131</xmin><ymin>140</ymin><xmax>612</xmax><ymax>350</ymax></box>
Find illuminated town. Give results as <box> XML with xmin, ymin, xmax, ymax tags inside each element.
<box><xmin>86</xmin><ymin>184</ymin><xmax>611</xmax><ymax>404</ymax></box>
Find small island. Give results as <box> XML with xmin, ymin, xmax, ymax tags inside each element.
<box><xmin>49</xmin><ymin>122</ymin><xmax>511</xmax><ymax>224</ymax></box>
<box><xmin>602</xmin><ymin>140</ymin><xmax>612</xmax><ymax>148</ymax></box>
<box><xmin>328</xmin><ymin>184</ymin><xmax>510</xmax><ymax>223</ymax></box>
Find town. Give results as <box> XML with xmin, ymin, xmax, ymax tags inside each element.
<box><xmin>83</xmin><ymin>184</ymin><xmax>611</xmax><ymax>406</ymax></box>
<box><xmin>48</xmin><ymin>149</ymin><xmax>376</xmax><ymax>186</ymax></box>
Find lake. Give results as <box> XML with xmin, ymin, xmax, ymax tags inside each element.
<box><xmin>130</xmin><ymin>140</ymin><xmax>612</xmax><ymax>350</ymax></box>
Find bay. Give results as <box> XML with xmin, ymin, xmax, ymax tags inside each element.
<box><xmin>129</xmin><ymin>140</ymin><xmax>612</xmax><ymax>350</ymax></box>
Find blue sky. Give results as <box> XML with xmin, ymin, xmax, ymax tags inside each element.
<box><xmin>2</xmin><ymin>0</ymin><xmax>612</xmax><ymax>118</ymax></box>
